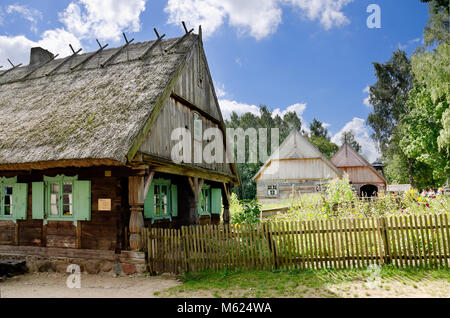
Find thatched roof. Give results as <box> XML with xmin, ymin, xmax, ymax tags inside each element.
<box><xmin>0</xmin><ymin>34</ymin><xmax>198</xmax><ymax>168</ymax></box>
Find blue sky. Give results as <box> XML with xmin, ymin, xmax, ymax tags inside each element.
<box><xmin>0</xmin><ymin>0</ymin><xmax>430</xmax><ymax>161</ymax></box>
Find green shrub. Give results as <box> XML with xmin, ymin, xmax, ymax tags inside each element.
<box><xmin>230</xmin><ymin>195</ymin><xmax>261</xmax><ymax>225</ymax></box>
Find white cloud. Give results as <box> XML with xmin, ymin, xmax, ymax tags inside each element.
<box><xmin>219</xmin><ymin>99</ymin><xmax>260</xmax><ymax>119</ymax></box>
<box><xmin>165</xmin><ymin>0</ymin><xmax>353</xmax><ymax>40</ymax></box>
<box><xmin>60</xmin><ymin>0</ymin><xmax>147</xmax><ymax>42</ymax></box>
<box><xmin>6</xmin><ymin>4</ymin><xmax>43</xmax><ymax>33</ymax></box>
<box><xmin>215</xmin><ymin>82</ymin><xmax>227</xmax><ymax>98</ymax></box>
<box><xmin>396</xmin><ymin>37</ymin><xmax>423</xmax><ymax>51</ymax></box>
<box><xmin>165</xmin><ymin>0</ymin><xmax>282</xmax><ymax>40</ymax></box>
<box><xmin>0</xmin><ymin>30</ymin><xmax>82</xmax><ymax>68</ymax></box>
<box><xmin>285</xmin><ymin>0</ymin><xmax>354</xmax><ymax>30</ymax></box>
<box><xmin>272</xmin><ymin>102</ymin><xmax>307</xmax><ymax>119</ymax></box>
<box><xmin>363</xmin><ymin>85</ymin><xmax>371</xmax><ymax>108</ymax></box>
<box><xmin>0</xmin><ymin>1</ymin><xmax>147</xmax><ymax>68</ymax></box>
<box><xmin>331</xmin><ymin>117</ymin><xmax>380</xmax><ymax>162</ymax></box>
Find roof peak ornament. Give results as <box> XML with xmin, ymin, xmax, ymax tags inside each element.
<box><xmin>139</xmin><ymin>28</ymin><xmax>166</xmax><ymax>60</ymax></box>
<box><xmin>46</xmin><ymin>44</ymin><xmax>82</xmax><ymax>76</ymax></box>
<box><xmin>0</xmin><ymin>59</ymin><xmax>23</xmax><ymax>78</ymax></box>
<box><xmin>70</xmin><ymin>39</ymin><xmax>108</xmax><ymax>71</ymax></box>
<box><xmin>101</xmin><ymin>32</ymin><xmax>134</xmax><ymax>68</ymax></box>
<box><xmin>165</xmin><ymin>21</ymin><xmax>194</xmax><ymax>53</ymax></box>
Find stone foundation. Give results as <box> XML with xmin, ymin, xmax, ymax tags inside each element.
<box><xmin>0</xmin><ymin>253</ymin><xmax>147</xmax><ymax>277</ymax></box>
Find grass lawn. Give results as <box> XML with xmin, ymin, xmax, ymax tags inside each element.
<box><xmin>260</xmin><ymin>200</ymin><xmax>291</xmax><ymax>210</ymax></box>
<box><xmin>157</xmin><ymin>266</ymin><xmax>450</xmax><ymax>298</ymax></box>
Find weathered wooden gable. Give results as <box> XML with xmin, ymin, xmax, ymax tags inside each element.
<box><xmin>138</xmin><ymin>38</ymin><xmax>233</xmax><ymax>177</ymax></box>
<box><xmin>331</xmin><ymin>143</ymin><xmax>387</xmax><ymax>185</ymax></box>
<box><xmin>254</xmin><ymin>130</ymin><xmax>342</xmax><ymax>181</ymax></box>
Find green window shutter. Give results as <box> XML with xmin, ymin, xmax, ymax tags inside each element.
<box><xmin>74</xmin><ymin>180</ymin><xmax>91</xmax><ymax>221</ymax></box>
<box><xmin>144</xmin><ymin>184</ymin><xmax>154</xmax><ymax>218</ymax></box>
<box><xmin>32</xmin><ymin>182</ymin><xmax>45</xmax><ymax>219</ymax></box>
<box><xmin>171</xmin><ymin>184</ymin><xmax>178</xmax><ymax>217</ymax></box>
<box><xmin>211</xmin><ymin>188</ymin><xmax>222</xmax><ymax>214</ymax></box>
<box><xmin>13</xmin><ymin>183</ymin><xmax>28</xmax><ymax>220</ymax></box>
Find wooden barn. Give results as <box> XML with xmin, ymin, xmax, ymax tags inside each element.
<box><xmin>331</xmin><ymin>143</ymin><xmax>387</xmax><ymax>197</ymax></box>
<box><xmin>0</xmin><ymin>27</ymin><xmax>238</xmax><ymax>271</ymax></box>
<box><xmin>253</xmin><ymin>130</ymin><xmax>343</xmax><ymax>202</ymax></box>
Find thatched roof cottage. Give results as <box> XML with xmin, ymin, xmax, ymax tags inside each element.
<box><xmin>0</xmin><ymin>28</ymin><xmax>238</xmax><ymax>271</ymax></box>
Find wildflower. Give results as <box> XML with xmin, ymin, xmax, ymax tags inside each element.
<box><xmin>426</xmin><ymin>203</ymin><xmax>430</xmax><ymax>208</ymax></box>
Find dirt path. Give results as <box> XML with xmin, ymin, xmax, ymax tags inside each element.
<box><xmin>1</xmin><ymin>272</ymin><xmax>449</xmax><ymax>298</ymax></box>
<box><xmin>0</xmin><ymin>273</ymin><xmax>181</xmax><ymax>298</ymax></box>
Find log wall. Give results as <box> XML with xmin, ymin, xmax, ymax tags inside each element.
<box><xmin>0</xmin><ymin>166</ymin><xmax>131</xmax><ymax>251</ymax></box>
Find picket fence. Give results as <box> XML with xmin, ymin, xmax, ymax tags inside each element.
<box><xmin>144</xmin><ymin>214</ymin><xmax>449</xmax><ymax>274</ymax></box>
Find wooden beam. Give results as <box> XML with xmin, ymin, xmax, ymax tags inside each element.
<box><xmin>76</xmin><ymin>221</ymin><xmax>82</xmax><ymax>249</ymax></box>
<box><xmin>14</xmin><ymin>222</ymin><xmax>19</xmax><ymax>246</ymax></box>
<box><xmin>143</xmin><ymin>171</ymin><xmax>155</xmax><ymax>199</ymax></box>
<box><xmin>139</xmin><ymin>152</ymin><xmax>237</xmax><ymax>184</ymax></box>
<box><xmin>20</xmin><ymin>53</ymin><xmax>59</xmax><ymax>80</ymax></box>
<box><xmin>71</xmin><ymin>39</ymin><xmax>108</xmax><ymax>71</ymax></box>
<box><xmin>188</xmin><ymin>177</ymin><xmax>196</xmax><ymax>195</ymax></box>
<box><xmin>139</xmin><ymin>28</ymin><xmax>165</xmax><ymax>60</ymax></box>
<box><xmin>46</xmin><ymin>46</ymin><xmax>82</xmax><ymax>76</ymax></box>
<box><xmin>100</xmin><ymin>32</ymin><xmax>134</xmax><ymax>68</ymax></box>
<box><xmin>0</xmin><ymin>158</ymin><xmax>124</xmax><ymax>171</ymax></box>
<box><xmin>165</xmin><ymin>28</ymin><xmax>193</xmax><ymax>53</ymax></box>
<box><xmin>170</xmin><ymin>92</ymin><xmax>221</xmax><ymax>126</ymax></box>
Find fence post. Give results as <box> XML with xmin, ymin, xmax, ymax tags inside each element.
<box><xmin>380</xmin><ymin>217</ymin><xmax>391</xmax><ymax>265</ymax></box>
<box><xmin>147</xmin><ymin>228</ymin><xmax>155</xmax><ymax>275</ymax></box>
<box><xmin>181</xmin><ymin>226</ymin><xmax>189</xmax><ymax>273</ymax></box>
<box><xmin>266</xmin><ymin>223</ymin><xmax>277</xmax><ymax>270</ymax></box>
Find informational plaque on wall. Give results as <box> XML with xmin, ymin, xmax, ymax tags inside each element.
<box><xmin>98</xmin><ymin>198</ymin><xmax>111</xmax><ymax>211</ymax></box>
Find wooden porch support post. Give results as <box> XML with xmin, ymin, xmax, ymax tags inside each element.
<box><xmin>188</xmin><ymin>177</ymin><xmax>204</xmax><ymax>224</ymax></box>
<box><xmin>128</xmin><ymin>169</ymin><xmax>154</xmax><ymax>251</ymax></box>
<box><xmin>222</xmin><ymin>182</ymin><xmax>231</xmax><ymax>224</ymax></box>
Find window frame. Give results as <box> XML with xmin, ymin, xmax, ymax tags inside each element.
<box><xmin>267</xmin><ymin>184</ymin><xmax>278</xmax><ymax>197</ymax></box>
<box><xmin>0</xmin><ymin>176</ymin><xmax>17</xmax><ymax>219</ymax></box>
<box><xmin>43</xmin><ymin>175</ymin><xmax>78</xmax><ymax>221</ymax></box>
<box><xmin>199</xmin><ymin>184</ymin><xmax>212</xmax><ymax>215</ymax></box>
<box><xmin>151</xmin><ymin>178</ymin><xmax>173</xmax><ymax>221</ymax></box>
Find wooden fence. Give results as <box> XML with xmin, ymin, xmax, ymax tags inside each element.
<box><xmin>144</xmin><ymin>214</ymin><xmax>450</xmax><ymax>274</ymax></box>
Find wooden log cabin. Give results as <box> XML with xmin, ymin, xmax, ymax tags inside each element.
<box><xmin>331</xmin><ymin>143</ymin><xmax>387</xmax><ymax>197</ymax></box>
<box><xmin>253</xmin><ymin>130</ymin><xmax>342</xmax><ymax>203</ymax></box>
<box><xmin>0</xmin><ymin>28</ymin><xmax>238</xmax><ymax>269</ymax></box>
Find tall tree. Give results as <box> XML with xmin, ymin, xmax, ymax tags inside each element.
<box><xmin>399</xmin><ymin>3</ymin><xmax>450</xmax><ymax>186</ymax></box>
<box><xmin>366</xmin><ymin>50</ymin><xmax>413</xmax><ymax>155</ymax></box>
<box><xmin>225</xmin><ymin>105</ymin><xmax>303</xmax><ymax>200</ymax></box>
<box><xmin>340</xmin><ymin>130</ymin><xmax>361</xmax><ymax>153</ymax></box>
<box><xmin>366</xmin><ymin>50</ymin><xmax>415</xmax><ymax>185</ymax></box>
<box><xmin>309</xmin><ymin>118</ymin><xmax>328</xmax><ymax>138</ymax></box>
<box><xmin>309</xmin><ymin>135</ymin><xmax>339</xmax><ymax>159</ymax></box>
<box><xmin>420</xmin><ymin>0</ymin><xmax>449</xmax><ymax>47</ymax></box>
<box><xmin>308</xmin><ymin>119</ymin><xmax>339</xmax><ymax>158</ymax></box>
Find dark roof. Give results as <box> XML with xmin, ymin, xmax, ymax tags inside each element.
<box><xmin>0</xmin><ymin>34</ymin><xmax>198</xmax><ymax>167</ymax></box>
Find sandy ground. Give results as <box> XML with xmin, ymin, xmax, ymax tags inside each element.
<box><xmin>1</xmin><ymin>272</ymin><xmax>449</xmax><ymax>298</ymax></box>
<box><xmin>328</xmin><ymin>279</ymin><xmax>450</xmax><ymax>298</ymax></box>
<box><xmin>0</xmin><ymin>273</ymin><xmax>181</xmax><ymax>298</ymax></box>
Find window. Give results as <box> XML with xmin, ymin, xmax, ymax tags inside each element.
<box><xmin>45</xmin><ymin>175</ymin><xmax>76</xmax><ymax>218</ymax></box>
<box><xmin>144</xmin><ymin>179</ymin><xmax>178</xmax><ymax>222</ymax></box>
<box><xmin>193</xmin><ymin>113</ymin><xmax>202</xmax><ymax>141</ymax></box>
<box><xmin>199</xmin><ymin>186</ymin><xmax>222</xmax><ymax>216</ymax></box>
<box><xmin>0</xmin><ymin>176</ymin><xmax>28</xmax><ymax>220</ymax></box>
<box><xmin>32</xmin><ymin>175</ymin><xmax>91</xmax><ymax>223</ymax></box>
<box><xmin>267</xmin><ymin>184</ymin><xmax>278</xmax><ymax>197</ymax></box>
<box><xmin>199</xmin><ymin>185</ymin><xmax>211</xmax><ymax>215</ymax></box>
